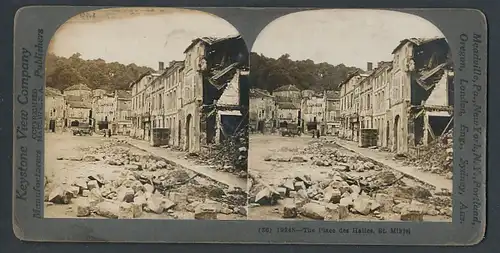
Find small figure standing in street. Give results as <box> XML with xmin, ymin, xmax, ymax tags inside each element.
<box><xmin>316</xmin><ymin>129</ymin><xmax>320</xmax><ymax>138</ymax></box>
<box><xmin>103</xmin><ymin>129</ymin><xmax>107</xmax><ymax>137</ymax></box>
<box><xmin>108</xmin><ymin>129</ymin><xmax>112</xmax><ymax>138</ymax></box>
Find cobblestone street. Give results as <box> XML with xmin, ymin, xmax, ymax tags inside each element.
<box><xmin>247</xmin><ymin>133</ymin><xmax>452</xmax><ymax>221</ymax></box>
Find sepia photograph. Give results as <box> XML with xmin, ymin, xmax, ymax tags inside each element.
<box><xmin>43</xmin><ymin>8</ymin><xmax>250</xmax><ymax>220</ymax></box>
<box><xmin>247</xmin><ymin>9</ymin><xmax>454</xmax><ymax>222</ymax></box>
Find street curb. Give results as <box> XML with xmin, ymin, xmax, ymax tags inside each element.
<box><xmin>121</xmin><ymin>138</ymin><xmax>246</xmax><ymax>189</ymax></box>
<box><xmin>332</xmin><ymin>140</ymin><xmax>449</xmax><ymax>192</ymax></box>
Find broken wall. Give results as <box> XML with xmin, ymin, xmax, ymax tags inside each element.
<box><xmin>410</xmin><ymin>40</ymin><xmax>452</xmax><ymax>106</ymax></box>
<box><xmin>217</xmin><ymin>71</ymin><xmax>240</xmax><ymax>106</ymax></box>
<box><xmin>422</xmin><ymin>70</ymin><xmax>450</xmax><ymax>106</ymax></box>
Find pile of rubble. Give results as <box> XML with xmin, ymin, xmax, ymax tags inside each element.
<box><xmin>266</xmin><ymin>141</ymin><xmax>385</xmax><ymax>173</ymax></box>
<box><xmin>47</xmin><ymin>143</ymin><xmax>247</xmax><ymax>220</ymax></box>
<box><xmin>249</xmin><ymin>169</ymin><xmax>452</xmax><ymax>221</ymax></box>
<box><xmin>189</xmin><ymin>128</ymin><xmax>248</xmax><ymax>178</ymax></box>
<box><xmin>251</xmin><ymin>139</ymin><xmax>452</xmax><ymax>221</ymax></box>
<box><xmin>402</xmin><ymin>129</ymin><xmax>453</xmax><ymax>178</ymax></box>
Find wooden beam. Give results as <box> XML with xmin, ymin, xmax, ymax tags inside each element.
<box><xmin>441</xmin><ymin>116</ymin><xmax>454</xmax><ymax>137</ymax></box>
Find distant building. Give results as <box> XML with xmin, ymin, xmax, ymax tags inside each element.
<box><xmin>45</xmin><ymin>87</ymin><xmax>65</xmax><ymax>132</ymax></box>
<box><xmin>92</xmin><ymin>89</ymin><xmax>107</xmax><ymax>98</ymax></box>
<box><xmin>358</xmin><ymin>64</ymin><xmax>375</xmax><ymax>130</ymax></box>
<box><xmin>163</xmin><ymin>61</ymin><xmax>184</xmax><ymax>147</ymax></box>
<box><xmin>324</xmin><ymin>90</ymin><xmax>341</xmax><ymax>135</ymax></box>
<box><xmin>339</xmin><ymin>70</ymin><xmax>365</xmax><ymax>141</ymax></box>
<box><xmin>112</xmin><ymin>90</ymin><xmax>133</xmax><ymax>135</ymax></box>
<box><xmin>273</xmin><ymin>84</ymin><xmax>301</xmax><ymax>100</ymax></box>
<box><xmin>95</xmin><ymin>93</ymin><xmax>115</xmax><ymax>122</ymax></box>
<box><xmin>249</xmin><ymin>88</ymin><xmax>276</xmax><ymax>133</ymax></box>
<box><xmin>301</xmin><ymin>93</ymin><xmax>325</xmax><ymax>133</ymax></box>
<box><xmin>370</xmin><ymin>61</ymin><xmax>393</xmax><ymax>147</ymax></box>
<box><xmin>63</xmin><ymin>83</ymin><xmax>92</xmax><ymax>102</ymax></box>
<box><xmin>150</xmin><ymin>62</ymin><xmax>166</xmax><ymax>130</ymax></box>
<box><xmin>65</xmin><ymin>95</ymin><xmax>91</xmax><ymax>127</ymax></box>
<box><xmin>130</xmin><ymin>71</ymin><xmax>155</xmax><ymax>140</ymax></box>
<box><xmin>276</xmin><ymin>101</ymin><xmax>300</xmax><ymax>127</ymax></box>
<box><xmin>301</xmin><ymin>90</ymin><xmax>315</xmax><ymax>99</ymax></box>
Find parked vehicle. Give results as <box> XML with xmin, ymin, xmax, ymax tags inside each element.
<box><xmin>72</xmin><ymin>123</ymin><xmax>93</xmax><ymax>136</ymax></box>
<box><xmin>281</xmin><ymin>123</ymin><xmax>301</xmax><ymax>137</ymax></box>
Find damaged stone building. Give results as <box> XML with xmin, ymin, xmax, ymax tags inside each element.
<box><xmin>389</xmin><ymin>37</ymin><xmax>454</xmax><ymax>153</ymax></box>
<box><xmin>178</xmin><ymin>35</ymin><xmax>249</xmax><ymax>153</ymax></box>
<box><xmin>129</xmin><ymin>35</ymin><xmax>249</xmax><ymax>152</ymax></box>
<box><xmin>338</xmin><ymin>37</ymin><xmax>454</xmax><ymax>153</ymax></box>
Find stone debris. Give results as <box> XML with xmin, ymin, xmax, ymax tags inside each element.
<box><xmin>194</xmin><ymin>204</ymin><xmax>218</xmax><ymax>220</ymax></box>
<box><xmin>283</xmin><ymin>203</ymin><xmax>298</xmax><ymax>218</ymax></box>
<box><xmin>51</xmin><ymin>142</ymin><xmax>248</xmax><ymax>220</ymax></box>
<box><xmin>300</xmin><ymin>202</ymin><xmax>328</xmax><ymax>220</ymax></box>
<box><xmin>96</xmin><ymin>201</ymin><xmax>121</xmax><ymax>219</ymax></box>
<box><xmin>250</xmin><ymin>139</ymin><xmax>453</xmax><ymax>221</ymax></box>
<box><xmin>181</xmin><ymin>127</ymin><xmax>248</xmax><ymax>178</ymax></box>
<box><xmin>117</xmin><ymin>187</ymin><xmax>135</xmax><ymax>203</ymax></box>
<box><xmin>87</xmin><ymin>180</ymin><xmax>99</xmax><ymax>191</ymax></box>
<box><xmin>401</xmin><ymin>129</ymin><xmax>453</xmax><ymax>176</ymax></box>
<box><xmin>76</xmin><ymin>201</ymin><xmax>91</xmax><ymax>217</ymax></box>
<box><xmin>48</xmin><ymin>186</ymin><xmax>74</xmax><ymax>204</ymax></box>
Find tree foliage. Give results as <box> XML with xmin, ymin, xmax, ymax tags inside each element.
<box><xmin>249</xmin><ymin>52</ymin><xmax>361</xmax><ymax>92</ymax></box>
<box><xmin>45</xmin><ymin>53</ymin><xmax>154</xmax><ymax>91</ymax></box>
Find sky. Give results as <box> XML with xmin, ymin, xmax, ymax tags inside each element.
<box><xmin>49</xmin><ymin>8</ymin><xmax>239</xmax><ymax>69</ymax></box>
<box><xmin>50</xmin><ymin>8</ymin><xmax>445</xmax><ymax>71</ymax></box>
<box><xmin>251</xmin><ymin>9</ymin><xmax>445</xmax><ymax>70</ymax></box>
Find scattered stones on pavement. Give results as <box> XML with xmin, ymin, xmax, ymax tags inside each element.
<box><xmin>250</xmin><ymin>138</ymin><xmax>452</xmax><ymax>221</ymax></box>
<box><xmin>47</xmin><ymin>141</ymin><xmax>248</xmax><ymax>220</ymax></box>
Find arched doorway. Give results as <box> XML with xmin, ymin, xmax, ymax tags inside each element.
<box><xmin>186</xmin><ymin>114</ymin><xmax>192</xmax><ymax>151</ymax></box>
<box><xmin>178</xmin><ymin>120</ymin><xmax>182</xmax><ymax>146</ymax></box>
<box><xmin>394</xmin><ymin>115</ymin><xmax>400</xmax><ymax>152</ymax></box>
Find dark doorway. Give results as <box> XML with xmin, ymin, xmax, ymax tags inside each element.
<box><xmin>257</xmin><ymin>120</ymin><xmax>265</xmax><ymax>133</ymax></box>
<box><xmin>49</xmin><ymin>120</ymin><xmax>56</xmax><ymax>132</ymax></box>
<box><xmin>186</xmin><ymin>114</ymin><xmax>192</xmax><ymax>151</ymax></box>
<box><xmin>178</xmin><ymin>120</ymin><xmax>182</xmax><ymax>146</ymax></box>
<box><xmin>394</xmin><ymin>115</ymin><xmax>400</xmax><ymax>152</ymax></box>
<box><xmin>386</xmin><ymin>121</ymin><xmax>390</xmax><ymax>147</ymax></box>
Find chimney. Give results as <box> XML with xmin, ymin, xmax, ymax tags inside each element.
<box><xmin>158</xmin><ymin>61</ymin><xmax>165</xmax><ymax>71</ymax></box>
<box><xmin>367</xmin><ymin>62</ymin><xmax>373</xmax><ymax>71</ymax></box>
